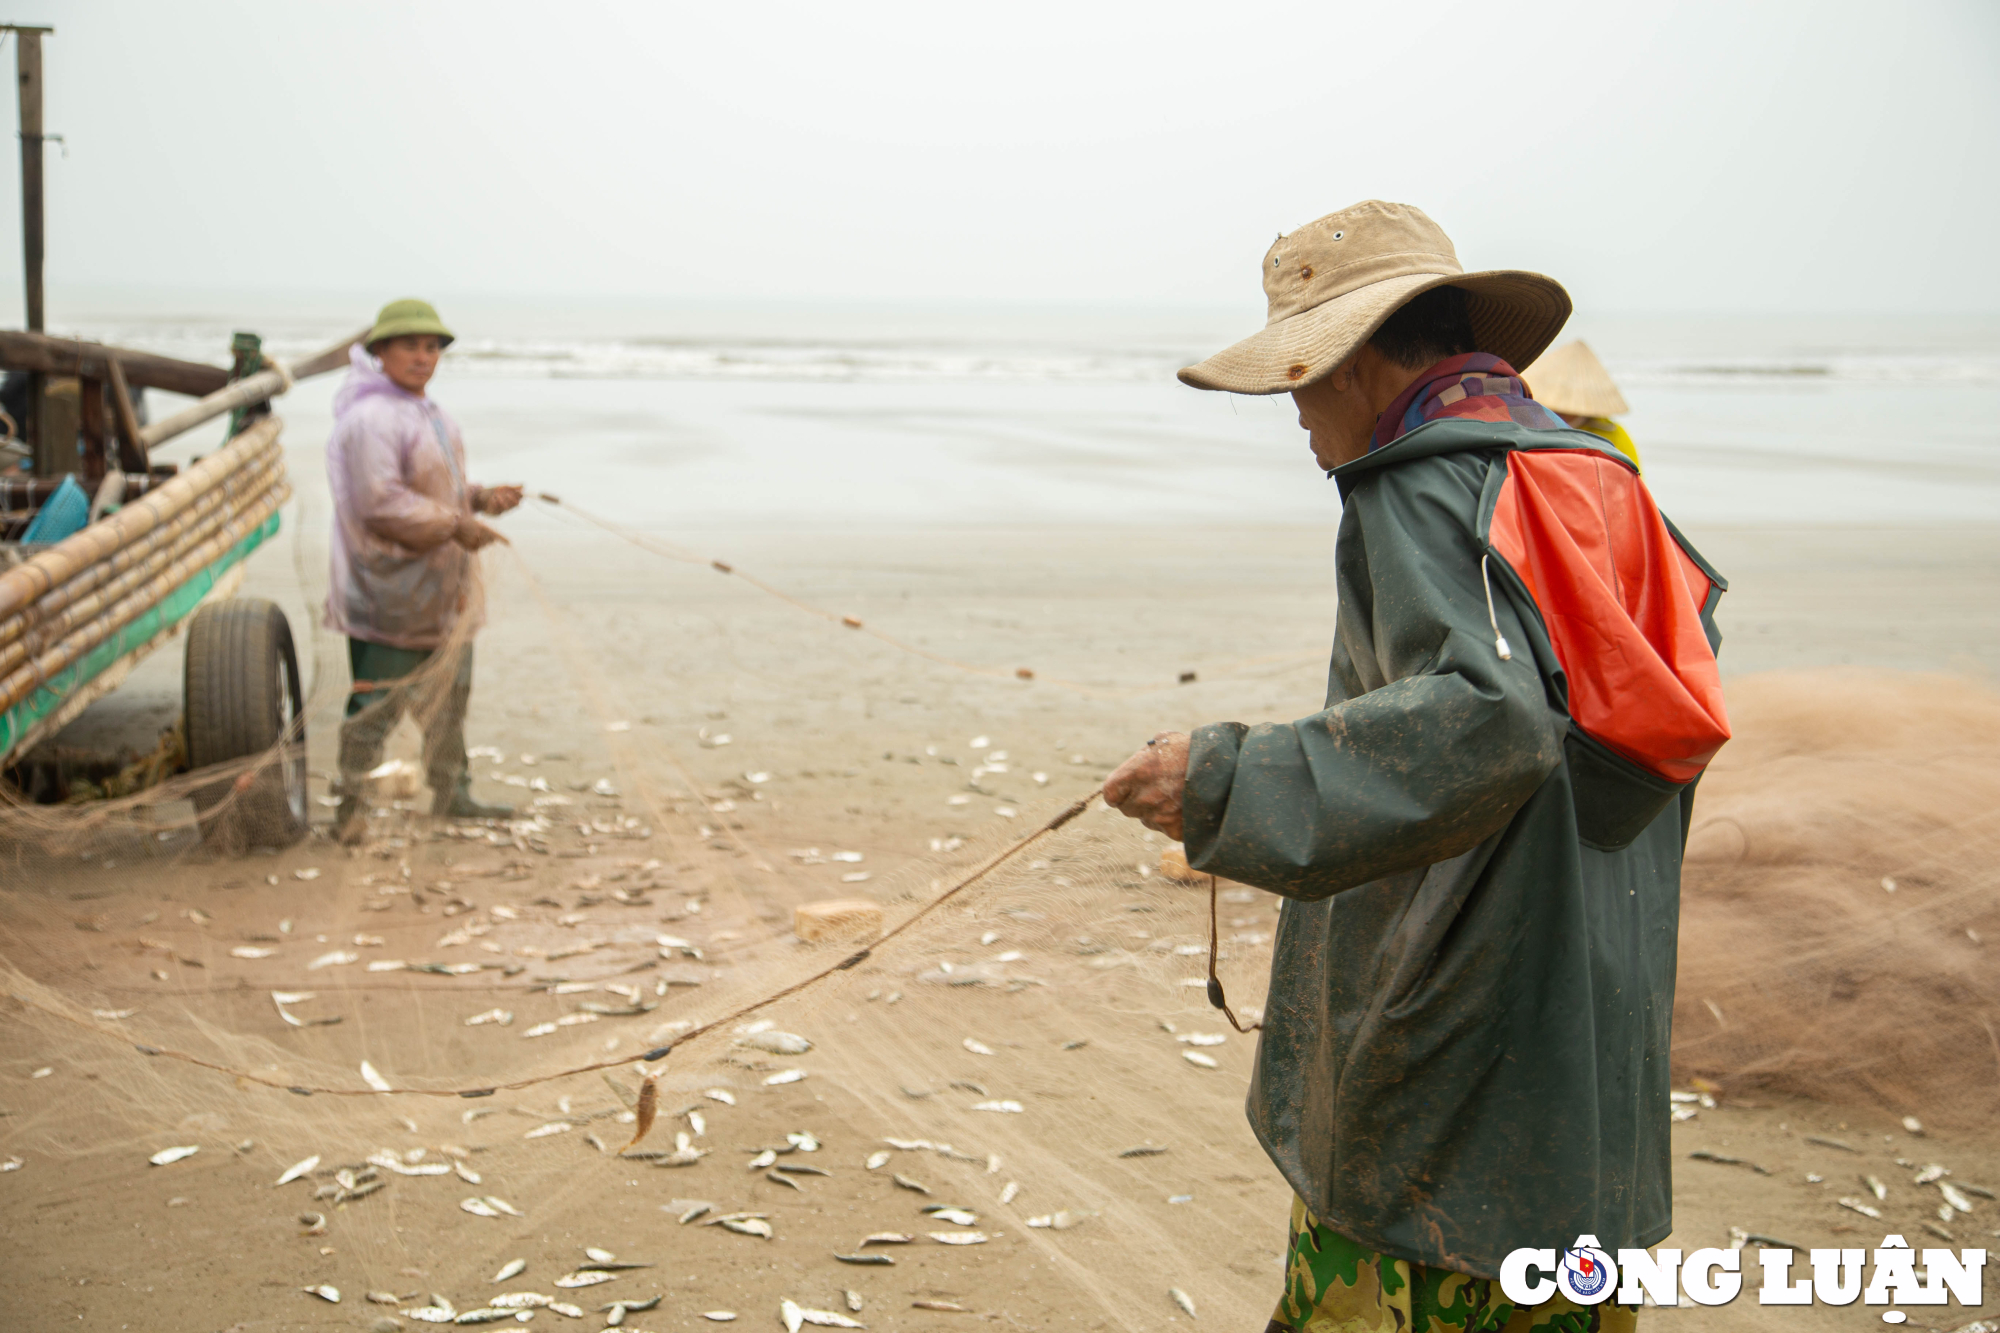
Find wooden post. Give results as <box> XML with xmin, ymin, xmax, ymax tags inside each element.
<box><xmin>9</xmin><ymin>26</ymin><xmax>54</xmax><ymax>475</ymax></box>
<box><xmin>77</xmin><ymin>375</ymin><xmax>106</xmax><ymax>485</ymax></box>
<box><xmin>223</xmin><ymin>330</ymin><xmax>264</xmax><ymax>440</ymax></box>
<box><xmin>105</xmin><ymin>354</ymin><xmax>146</xmax><ymax>474</ymax></box>
<box><xmin>14</xmin><ymin>27</ymin><xmax>48</xmax><ymax>334</ymax></box>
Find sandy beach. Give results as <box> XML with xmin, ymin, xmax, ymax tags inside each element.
<box><xmin>4</xmin><ymin>436</ymin><xmax>1998</xmax><ymax>1328</ymax></box>
<box><xmin>1</xmin><ymin>1</ymin><xmax>1996</xmax><ymax>1324</ymax></box>
<box><xmin>2</xmin><ymin>304</ymin><xmax>1997</xmax><ymax>1332</ymax></box>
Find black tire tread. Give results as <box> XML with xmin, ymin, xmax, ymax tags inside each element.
<box><xmin>183</xmin><ymin>598</ymin><xmax>306</xmax><ymax>848</ymax></box>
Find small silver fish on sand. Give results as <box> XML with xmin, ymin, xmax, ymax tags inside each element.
<box><xmin>299</xmin><ymin>1212</ymin><xmax>327</xmax><ymax>1236</ymax></box>
<box><xmin>1000</xmin><ymin>1181</ymin><xmax>1020</xmax><ymax>1205</ymax></box>
<box><xmin>1940</xmin><ymin>1181</ymin><xmax>1975</xmax><ymax>1213</ymax></box>
<box><xmin>797</xmin><ymin>1305</ymin><xmax>864</xmax><ymax>1329</ymax></box>
<box><xmin>485</xmin><ymin>1196</ymin><xmax>523</xmax><ymax>1217</ymax></box>
<box><xmin>403</xmin><ymin>1296</ymin><xmax>459</xmax><ymax>1323</ymax></box>
<box><xmin>769</xmin><ymin>1171</ymin><xmax>805</xmax><ymax>1191</ymax></box>
<box><xmin>302</xmin><ymin>1285</ymin><xmax>341</xmax><ymax>1303</ymax></box>
<box><xmin>928</xmin><ymin>1231</ymin><xmax>989</xmax><ymax>1245</ymax></box>
<box><xmin>554</xmin><ymin>1271</ymin><xmax>617</xmax><ymax>1288</ymax></box>
<box><xmin>276</xmin><ymin>1154</ymin><xmax>320</xmax><ymax>1185</ymax></box>
<box><xmin>1171</xmin><ymin>1288</ymin><xmax>1198</xmax><ymax>1318</ymax></box>
<box><xmin>865</xmin><ymin>1151</ymin><xmax>891</xmax><ymax>1170</ymax></box>
<box><xmin>490</xmin><ymin>1292</ymin><xmax>553</xmax><ymax>1308</ymax></box>
<box><xmin>739</xmin><ymin>1031</ymin><xmax>813</xmax><ymax>1054</ymax></box>
<box><xmin>834</xmin><ymin>1254</ymin><xmax>894</xmax><ymax>1266</ymax></box>
<box><xmin>548</xmin><ymin>1303</ymin><xmax>585</xmax><ymax>1318</ymax></box>
<box><xmin>862</xmin><ymin>1233</ymin><xmax>912</xmax><ymax>1245</ymax></box>
<box><xmin>749</xmin><ymin>1149</ymin><xmax>778</xmax><ymax>1169</ymax></box>
<box><xmin>912</xmin><ymin>1301</ymin><xmax>966</xmax><ymax>1312</ymax></box>
<box><xmin>675</xmin><ymin>1201</ymin><xmax>714</xmax><ymax>1224</ymax></box>
<box><xmin>701</xmin><ymin>1314</ymin><xmax>738</xmax><ymax>1322</ymax></box>
<box><xmin>705</xmin><ymin>1088</ymin><xmax>737</xmax><ymax>1106</ymax></box>
<box><xmin>926</xmin><ymin>1207</ymin><xmax>978</xmax><ymax>1225</ymax></box>
<box><xmin>453</xmin><ymin>1309</ymin><xmax>513</xmax><ymax>1324</ymax></box>
<box><xmin>892</xmin><ymin>1174</ymin><xmax>931</xmax><ymax>1195</ymax></box>
<box><xmin>845</xmin><ymin>1291</ymin><xmax>863</xmax><ymax>1313</ymax></box>
<box><xmin>461</xmin><ymin>1197</ymin><xmax>503</xmax><ymax>1218</ymax></box>
<box><xmin>585</xmin><ymin>1247</ymin><xmax>617</xmax><ymax>1263</ymax></box>
<box><xmin>721</xmin><ymin>1217</ymin><xmax>774</xmax><ymax>1238</ymax></box>
<box><xmin>149</xmin><ymin>1145</ymin><xmax>199</xmax><ymax>1166</ymax></box>
<box><xmin>455</xmin><ymin>1159</ymin><xmax>484</xmax><ymax>1185</ymax></box>
<box><xmin>367</xmin><ymin>1291</ymin><xmax>401</xmax><ymax>1305</ymax></box>
<box><xmin>602</xmin><ymin>1296</ymin><xmax>661</xmax><ymax>1316</ymax></box>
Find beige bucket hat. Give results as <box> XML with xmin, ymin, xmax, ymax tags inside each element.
<box><xmin>1521</xmin><ymin>339</ymin><xmax>1629</xmax><ymax>418</ymax></box>
<box><xmin>1179</xmin><ymin>200</ymin><xmax>1571</xmax><ymax>394</ymax></box>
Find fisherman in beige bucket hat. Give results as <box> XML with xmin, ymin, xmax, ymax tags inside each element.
<box><xmin>1178</xmin><ymin>199</ymin><xmax>1569</xmax><ymax>400</ymax></box>
<box><xmin>1102</xmin><ymin>200</ymin><xmax>1734</xmax><ymax>1332</ymax></box>
<box><xmin>1523</xmin><ymin>338</ymin><xmax>1643</xmax><ymax>470</ymax></box>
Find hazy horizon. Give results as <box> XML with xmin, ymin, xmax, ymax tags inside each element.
<box><xmin>0</xmin><ymin>1</ymin><xmax>1994</xmax><ymax>318</ymax></box>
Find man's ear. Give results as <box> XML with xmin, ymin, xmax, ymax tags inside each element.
<box><xmin>1328</xmin><ymin>354</ymin><xmax>1362</xmax><ymax>391</ymax></box>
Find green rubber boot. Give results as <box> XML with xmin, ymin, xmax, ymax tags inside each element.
<box><xmin>433</xmin><ymin>778</ymin><xmax>513</xmax><ymax>822</ymax></box>
<box><xmin>332</xmin><ymin>787</ymin><xmax>369</xmax><ymax>845</ymax></box>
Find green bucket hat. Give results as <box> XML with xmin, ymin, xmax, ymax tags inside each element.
<box><xmin>365</xmin><ymin>298</ymin><xmax>454</xmax><ymax>351</ymax></box>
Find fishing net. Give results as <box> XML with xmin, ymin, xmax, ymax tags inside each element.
<box><xmin>1674</xmin><ymin>669</ymin><xmax>2000</xmax><ymax>1126</ymax></box>
<box><xmin>2</xmin><ymin>465</ymin><xmax>1996</xmax><ymax>1329</ymax></box>
<box><xmin>0</xmin><ymin>502</ymin><xmax>1316</xmax><ymax>1330</ymax></box>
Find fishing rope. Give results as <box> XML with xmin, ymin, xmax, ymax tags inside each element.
<box><xmin>2</xmin><ymin>788</ymin><xmax>1104</xmax><ymax>1099</ymax></box>
<box><xmin>531</xmin><ymin>493</ymin><xmax>1322</xmax><ymax>699</ymax></box>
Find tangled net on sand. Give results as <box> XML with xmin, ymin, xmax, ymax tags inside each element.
<box><xmin>1674</xmin><ymin>669</ymin><xmax>2000</xmax><ymax>1127</ymax></box>
<box><xmin>3</xmin><ymin>501</ymin><xmax>1997</xmax><ymax>1324</ymax></box>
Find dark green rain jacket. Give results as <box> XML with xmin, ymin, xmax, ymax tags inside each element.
<box><xmin>1181</xmin><ymin>417</ymin><xmax>1727</xmax><ymax>1280</ymax></box>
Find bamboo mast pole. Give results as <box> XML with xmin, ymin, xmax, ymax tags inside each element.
<box><xmin>0</xmin><ymin>453</ymin><xmax>285</xmax><ymax>658</ymax></box>
<box><xmin>0</xmin><ymin>481</ymin><xmax>292</xmax><ymax>713</ymax></box>
<box><xmin>0</xmin><ymin>416</ymin><xmax>282</xmax><ymax>620</ymax></box>
<box><xmin>136</xmin><ymin>328</ymin><xmax>363</xmax><ymax>452</ymax></box>
<box><xmin>0</xmin><ymin>472</ymin><xmax>288</xmax><ymax>681</ymax></box>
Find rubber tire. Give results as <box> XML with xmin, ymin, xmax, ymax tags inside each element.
<box><xmin>184</xmin><ymin>598</ymin><xmax>308</xmax><ymax>850</ymax></box>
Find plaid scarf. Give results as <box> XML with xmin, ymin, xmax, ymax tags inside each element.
<box><xmin>1369</xmin><ymin>352</ymin><xmax>1564</xmax><ymax>452</ymax></box>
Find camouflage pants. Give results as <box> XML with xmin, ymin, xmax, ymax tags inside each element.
<box><xmin>1268</xmin><ymin>1199</ymin><xmax>1641</xmax><ymax>1333</ymax></box>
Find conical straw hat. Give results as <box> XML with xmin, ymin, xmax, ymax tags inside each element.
<box><xmin>1521</xmin><ymin>339</ymin><xmax>1628</xmax><ymax>418</ymax></box>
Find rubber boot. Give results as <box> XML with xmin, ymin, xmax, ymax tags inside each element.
<box><xmin>332</xmin><ymin>785</ymin><xmax>369</xmax><ymax>845</ymax></box>
<box><xmin>433</xmin><ymin>776</ymin><xmax>513</xmax><ymax>822</ymax></box>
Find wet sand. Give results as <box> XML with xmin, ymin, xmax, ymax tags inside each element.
<box><xmin>4</xmin><ymin>438</ymin><xmax>1998</xmax><ymax>1330</ymax></box>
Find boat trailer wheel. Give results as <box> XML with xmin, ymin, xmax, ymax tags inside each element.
<box><xmin>183</xmin><ymin>598</ymin><xmax>308</xmax><ymax>850</ymax></box>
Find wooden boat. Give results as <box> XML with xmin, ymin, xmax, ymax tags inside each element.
<box><xmin>0</xmin><ymin>24</ymin><xmax>354</xmax><ymax>844</ymax></box>
<box><xmin>0</xmin><ymin>332</ymin><xmax>353</xmax><ymax>845</ymax></box>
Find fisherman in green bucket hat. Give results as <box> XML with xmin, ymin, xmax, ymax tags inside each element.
<box><xmin>364</xmin><ymin>297</ymin><xmax>457</xmax><ymax>350</ymax></box>
<box><xmin>322</xmin><ymin>298</ymin><xmax>524</xmax><ymax>841</ymax></box>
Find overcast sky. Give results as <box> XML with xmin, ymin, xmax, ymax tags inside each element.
<box><xmin>4</xmin><ymin>0</ymin><xmax>1997</xmax><ymax>315</ymax></box>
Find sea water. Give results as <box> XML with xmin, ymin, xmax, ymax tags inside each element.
<box><xmin>53</xmin><ymin>301</ymin><xmax>2000</xmax><ymax>529</ymax></box>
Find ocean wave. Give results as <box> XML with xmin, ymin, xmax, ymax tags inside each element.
<box><xmin>53</xmin><ymin>323</ymin><xmax>2000</xmax><ymax>389</ymax></box>
<box><xmin>1617</xmin><ymin>356</ymin><xmax>2000</xmax><ymax>388</ymax></box>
